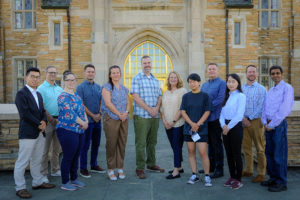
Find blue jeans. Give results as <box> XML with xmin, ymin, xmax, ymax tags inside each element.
<box><xmin>57</xmin><ymin>128</ymin><xmax>84</xmax><ymax>184</ymax></box>
<box><xmin>80</xmin><ymin>122</ymin><xmax>102</xmax><ymax>170</ymax></box>
<box><xmin>165</xmin><ymin>126</ymin><xmax>184</xmax><ymax>168</ymax></box>
<box><xmin>265</xmin><ymin>120</ymin><xmax>288</xmax><ymax>186</ymax></box>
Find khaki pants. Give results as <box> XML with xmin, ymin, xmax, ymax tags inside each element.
<box><xmin>242</xmin><ymin>118</ymin><xmax>266</xmax><ymax>176</ymax></box>
<box><xmin>103</xmin><ymin>114</ymin><xmax>129</xmax><ymax>169</ymax></box>
<box><xmin>40</xmin><ymin>122</ymin><xmax>61</xmax><ymax>175</ymax></box>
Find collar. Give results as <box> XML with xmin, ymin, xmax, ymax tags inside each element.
<box><xmin>274</xmin><ymin>80</ymin><xmax>285</xmax><ymax>88</ymax></box>
<box><xmin>245</xmin><ymin>81</ymin><xmax>258</xmax><ymax>87</ymax></box>
<box><xmin>208</xmin><ymin>77</ymin><xmax>220</xmax><ymax>82</ymax></box>
<box><xmin>84</xmin><ymin>80</ymin><xmax>94</xmax><ymax>85</ymax></box>
<box><xmin>229</xmin><ymin>90</ymin><xmax>239</xmax><ymax>95</ymax></box>
<box><xmin>141</xmin><ymin>72</ymin><xmax>154</xmax><ymax>78</ymax></box>
<box><xmin>26</xmin><ymin>84</ymin><xmax>37</xmax><ymax>93</ymax></box>
<box><xmin>44</xmin><ymin>80</ymin><xmax>57</xmax><ymax>87</ymax></box>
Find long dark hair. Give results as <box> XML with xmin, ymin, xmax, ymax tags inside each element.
<box><xmin>222</xmin><ymin>73</ymin><xmax>243</xmax><ymax>106</ymax></box>
<box><xmin>108</xmin><ymin>65</ymin><xmax>121</xmax><ymax>90</ymax></box>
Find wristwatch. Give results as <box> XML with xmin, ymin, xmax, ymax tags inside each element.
<box><xmin>126</xmin><ymin>110</ymin><xmax>130</xmax><ymax>114</ymax></box>
<box><xmin>173</xmin><ymin>120</ymin><xmax>176</xmax><ymax>123</ymax></box>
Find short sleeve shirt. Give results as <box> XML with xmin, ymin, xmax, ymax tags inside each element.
<box><xmin>130</xmin><ymin>72</ymin><xmax>162</xmax><ymax>118</ymax></box>
<box><xmin>180</xmin><ymin>91</ymin><xmax>212</xmax><ymax>135</ymax></box>
<box><xmin>101</xmin><ymin>83</ymin><xmax>129</xmax><ymax>120</ymax></box>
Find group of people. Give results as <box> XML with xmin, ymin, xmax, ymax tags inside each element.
<box><xmin>13</xmin><ymin>55</ymin><xmax>294</xmax><ymax>199</ymax></box>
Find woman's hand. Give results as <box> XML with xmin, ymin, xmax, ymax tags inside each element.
<box><xmin>81</xmin><ymin>121</ymin><xmax>89</xmax><ymax>130</ymax></box>
<box><xmin>191</xmin><ymin>122</ymin><xmax>199</xmax><ymax>132</ymax></box>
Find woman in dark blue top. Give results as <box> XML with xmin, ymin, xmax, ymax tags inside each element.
<box><xmin>180</xmin><ymin>73</ymin><xmax>212</xmax><ymax>186</ymax></box>
<box><xmin>57</xmin><ymin>71</ymin><xmax>88</xmax><ymax>191</ymax></box>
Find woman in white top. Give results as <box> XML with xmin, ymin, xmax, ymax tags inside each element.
<box><xmin>161</xmin><ymin>71</ymin><xmax>187</xmax><ymax>179</ymax></box>
<box><xmin>219</xmin><ymin>73</ymin><xmax>246</xmax><ymax>190</ymax></box>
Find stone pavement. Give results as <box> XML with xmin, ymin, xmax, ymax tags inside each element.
<box><xmin>0</xmin><ymin>120</ymin><xmax>300</xmax><ymax>200</ymax></box>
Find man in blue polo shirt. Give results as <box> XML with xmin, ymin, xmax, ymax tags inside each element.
<box><xmin>77</xmin><ymin>64</ymin><xmax>105</xmax><ymax>178</ymax></box>
<box><xmin>201</xmin><ymin>63</ymin><xmax>226</xmax><ymax>178</ymax></box>
<box><xmin>38</xmin><ymin>66</ymin><xmax>63</xmax><ymax>181</ymax></box>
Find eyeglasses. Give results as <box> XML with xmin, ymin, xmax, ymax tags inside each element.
<box><xmin>65</xmin><ymin>79</ymin><xmax>76</xmax><ymax>82</ymax></box>
<box><xmin>47</xmin><ymin>72</ymin><xmax>57</xmax><ymax>75</ymax></box>
<box><xmin>271</xmin><ymin>72</ymin><xmax>281</xmax><ymax>75</ymax></box>
<box><xmin>29</xmin><ymin>75</ymin><xmax>40</xmax><ymax>80</ymax></box>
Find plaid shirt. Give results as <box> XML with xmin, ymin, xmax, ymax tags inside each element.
<box><xmin>130</xmin><ymin>72</ymin><xmax>162</xmax><ymax>118</ymax></box>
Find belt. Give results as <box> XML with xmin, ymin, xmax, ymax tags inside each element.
<box><xmin>52</xmin><ymin>116</ymin><xmax>58</xmax><ymax>119</ymax></box>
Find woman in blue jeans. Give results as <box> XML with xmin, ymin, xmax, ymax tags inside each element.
<box><xmin>161</xmin><ymin>71</ymin><xmax>187</xmax><ymax>179</ymax></box>
<box><xmin>56</xmin><ymin>71</ymin><xmax>88</xmax><ymax>191</ymax></box>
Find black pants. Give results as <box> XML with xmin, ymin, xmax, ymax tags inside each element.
<box><xmin>223</xmin><ymin>121</ymin><xmax>243</xmax><ymax>181</ymax></box>
<box><xmin>208</xmin><ymin>119</ymin><xmax>224</xmax><ymax>173</ymax></box>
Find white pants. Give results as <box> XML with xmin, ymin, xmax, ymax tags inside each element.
<box><xmin>14</xmin><ymin>134</ymin><xmax>45</xmax><ymax>191</ymax></box>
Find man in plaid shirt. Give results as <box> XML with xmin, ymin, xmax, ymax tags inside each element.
<box><xmin>131</xmin><ymin>55</ymin><xmax>164</xmax><ymax>179</ymax></box>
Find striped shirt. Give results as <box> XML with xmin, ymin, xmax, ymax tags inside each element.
<box><xmin>242</xmin><ymin>81</ymin><xmax>266</xmax><ymax>120</ymax></box>
<box><xmin>130</xmin><ymin>72</ymin><xmax>162</xmax><ymax>118</ymax></box>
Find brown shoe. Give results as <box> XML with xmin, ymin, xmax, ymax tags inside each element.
<box><xmin>242</xmin><ymin>171</ymin><xmax>253</xmax><ymax>177</ymax></box>
<box><xmin>32</xmin><ymin>182</ymin><xmax>56</xmax><ymax>190</ymax></box>
<box><xmin>147</xmin><ymin>165</ymin><xmax>165</xmax><ymax>173</ymax></box>
<box><xmin>16</xmin><ymin>189</ymin><xmax>32</xmax><ymax>199</ymax></box>
<box><xmin>136</xmin><ymin>169</ymin><xmax>146</xmax><ymax>179</ymax></box>
<box><xmin>252</xmin><ymin>175</ymin><xmax>265</xmax><ymax>183</ymax></box>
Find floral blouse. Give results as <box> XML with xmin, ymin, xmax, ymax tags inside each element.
<box><xmin>101</xmin><ymin>83</ymin><xmax>129</xmax><ymax>120</ymax></box>
<box><xmin>56</xmin><ymin>91</ymin><xmax>86</xmax><ymax>134</ymax></box>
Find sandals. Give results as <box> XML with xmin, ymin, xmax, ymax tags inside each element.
<box><xmin>118</xmin><ymin>169</ymin><xmax>126</xmax><ymax>179</ymax></box>
<box><xmin>107</xmin><ymin>170</ymin><xmax>117</xmax><ymax>181</ymax></box>
<box><xmin>16</xmin><ymin>189</ymin><xmax>32</xmax><ymax>198</ymax></box>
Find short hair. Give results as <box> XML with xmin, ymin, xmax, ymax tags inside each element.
<box><xmin>245</xmin><ymin>65</ymin><xmax>257</xmax><ymax>72</ymax></box>
<box><xmin>141</xmin><ymin>55</ymin><xmax>151</xmax><ymax>63</ymax></box>
<box><xmin>84</xmin><ymin>64</ymin><xmax>95</xmax><ymax>71</ymax></box>
<box><xmin>26</xmin><ymin>67</ymin><xmax>40</xmax><ymax>76</ymax></box>
<box><xmin>62</xmin><ymin>70</ymin><xmax>75</xmax><ymax>81</ymax></box>
<box><xmin>187</xmin><ymin>73</ymin><xmax>201</xmax><ymax>82</ymax></box>
<box><xmin>45</xmin><ymin>66</ymin><xmax>56</xmax><ymax>72</ymax></box>
<box><xmin>269</xmin><ymin>65</ymin><xmax>283</xmax><ymax>74</ymax></box>
<box><xmin>166</xmin><ymin>71</ymin><xmax>184</xmax><ymax>90</ymax></box>
<box><xmin>207</xmin><ymin>63</ymin><xmax>218</xmax><ymax>68</ymax></box>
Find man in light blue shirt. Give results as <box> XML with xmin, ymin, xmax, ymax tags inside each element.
<box><xmin>242</xmin><ymin>65</ymin><xmax>267</xmax><ymax>183</ymax></box>
<box><xmin>201</xmin><ymin>63</ymin><xmax>226</xmax><ymax>178</ymax></box>
<box><xmin>77</xmin><ymin>64</ymin><xmax>105</xmax><ymax>178</ymax></box>
<box><xmin>131</xmin><ymin>55</ymin><xmax>163</xmax><ymax>179</ymax></box>
<box><xmin>37</xmin><ymin>66</ymin><xmax>63</xmax><ymax>180</ymax></box>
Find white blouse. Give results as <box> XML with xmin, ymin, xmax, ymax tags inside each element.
<box><xmin>161</xmin><ymin>87</ymin><xmax>187</xmax><ymax>128</ymax></box>
<box><xmin>219</xmin><ymin>90</ymin><xmax>246</xmax><ymax>130</ymax></box>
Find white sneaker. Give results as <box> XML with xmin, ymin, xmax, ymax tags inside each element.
<box><xmin>187</xmin><ymin>174</ymin><xmax>199</xmax><ymax>184</ymax></box>
<box><xmin>51</xmin><ymin>170</ymin><xmax>61</xmax><ymax>177</ymax></box>
<box><xmin>204</xmin><ymin>175</ymin><xmax>212</xmax><ymax>187</ymax></box>
<box><xmin>118</xmin><ymin>169</ymin><xmax>126</xmax><ymax>179</ymax></box>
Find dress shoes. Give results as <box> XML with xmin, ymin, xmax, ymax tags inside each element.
<box><xmin>168</xmin><ymin>169</ymin><xmax>184</xmax><ymax>174</ymax></box>
<box><xmin>32</xmin><ymin>182</ymin><xmax>56</xmax><ymax>190</ymax></box>
<box><xmin>261</xmin><ymin>179</ymin><xmax>276</xmax><ymax>187</ymax></box>
<box><xmin>252</xmin><ymin>175</ymin><xmax>265</xmax><ymax>183</ymax></box>
<box><xmin>242</xmin><ymin>171</ymin><xmax>253</xmax><ymax>177</ymax></box>
<box><xmin>166</xmin><ymin>174</ymin><xmax>181</xmax><ymax>179</ymax></box>
<box><xmin>16</xmin><ymin>189</ymin><xmax>32</xmax><ymax>199</ymax></box>
<box><xmin>268</xmin><ymin>184</ymin><xmax>287</xmax><ymax>192</ymax></box>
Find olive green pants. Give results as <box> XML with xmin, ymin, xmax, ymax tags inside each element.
<box><xmin>133</xmin><ymin>115</ymin><xmax>159</xmax><ymax>170</ymax></box>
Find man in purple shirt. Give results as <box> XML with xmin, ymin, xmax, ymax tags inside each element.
<box><xmin>261</xmin><ymin>65</ymin><xmax>294</xmax><ymax>192</ymax></box>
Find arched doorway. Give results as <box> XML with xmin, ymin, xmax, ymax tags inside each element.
<box><xmin>123</xmin><ymin>41</ymin><xmax>173</xmax><ymax>91</ymax></box>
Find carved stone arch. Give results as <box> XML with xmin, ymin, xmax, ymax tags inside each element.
<box><xmin>111</xmin><ymin>27</ymin><xmax>185</xmax><ymax>70</ymax></box>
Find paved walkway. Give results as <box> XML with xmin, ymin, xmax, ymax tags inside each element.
<box><xmin>0</xmin><ymin>120</ymin><xmax>300</xmax><ymax>200</ymax></box>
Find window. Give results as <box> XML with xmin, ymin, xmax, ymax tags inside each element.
<box><xmin>234</xmin><ymin>22</ymin><xmax>241</xmax><ymax>45</ymax></box>
<box><xmin>258</xmin><ymin>57</ymin><xmax>280</xmax><ymax>89</ymax></box>
<box><xmin>259</xmin><ymin>0</ymin><xmax>280</xmax><ymax>28</ymax></box>
<box><xmin>123</xmin><ymin>41</ymin><xmax>173</xmax><ymax>91</ymax></box>
<box><xmin>14</xmin><ymin>0</ymin><xmax>36</xmax><ymax>29</ymax></box>
<box><xmin>16</xmin><ymin>59</ymin><xmax>37</xmax><ymax>90</ymax></box>
<box><xmin>49</xmin><ymin>16</ymin><xmax>63</xmax><ymax>50</ymax></box>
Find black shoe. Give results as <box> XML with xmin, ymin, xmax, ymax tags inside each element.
<box><xmin>166</xmin><ymin>174</ymin><xmax>181</xmax><ymax>179</ymax></box>
<box><xmin>210</xmin><ymin>171</ymin><xmax>224</xmax><ymax>179</ymax></box>
<box><xmin>268</xmin><ymin>184</ymin><xmax>287</xmax><ymax>192</ymax></box>
<box><xmin>168</xmin><ymin>169</ymin><xmax>184</xmax><ymax>174</ymax></box>
<box><xmin>261</xmin><ymin>179</ymin><xmax>276</xmax><ymax>187</ymax></box>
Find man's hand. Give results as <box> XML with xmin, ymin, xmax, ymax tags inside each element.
<box><xmin>222</xmin><ymin>125</ymin><xmax>229</xmax><ymax>135</ymax></box>
<box><xmin>264</xmin><ymin>124</ymin><xmax>273</xmax><ymax>132</ymax></box>
<box><xmin>149</xmin><ymin>107</ymin><xmax>158</xmax><ymax>118</ymax></box>
<box><xmin>92</xmin><ymin>113</ymin><xmax>101</xmax><ymax>123</ymax></box>
<box><xmin>242</xmin><ymin>118</ymin><xmax>251</xmax><ymax>127</ymax></box>
<box><xmin>119</xmin><ymin>113</ymin><xmax>128</xmax><ymax>122</ymax></box>
<box><xmin>39</xmin><ymin>121</ymin><xmax>47</xmax><ymax>132</ymax></box>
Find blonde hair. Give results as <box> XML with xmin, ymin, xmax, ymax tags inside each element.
<box><xmin>166</xmin><ymin>71</ymin><xmax>184</xmax><ymax>90</ymax></box>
